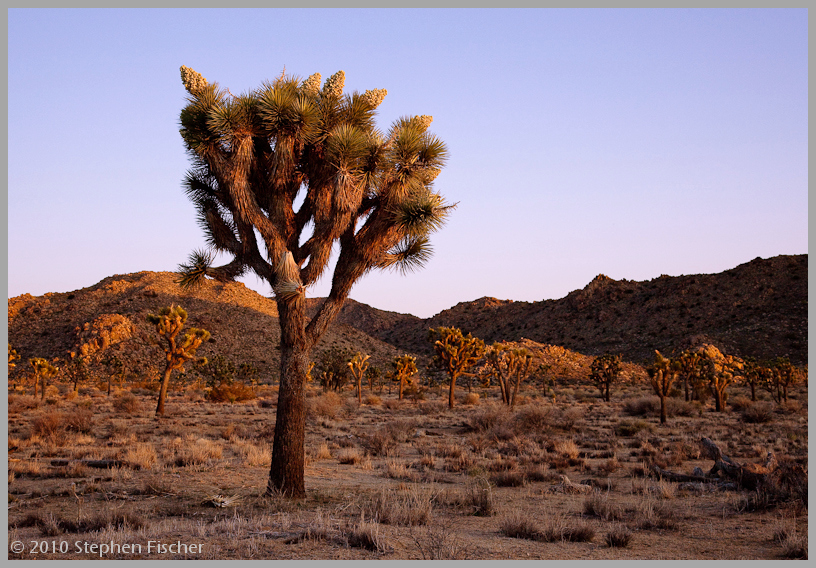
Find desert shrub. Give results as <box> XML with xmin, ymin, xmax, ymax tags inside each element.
<box><xmin>583</xmin><ymin>494</ymin><xmax>624</xmax><ymax>521</ymax></box>
<box><xmin>466</xmin><ymin>478</ymin><xmax>495</xmax><ymax>517</ymax></box>
<box><xmin>463</xmin><ymin>392</ymin><xmax>480</xmax><ymax>405</ymax></box>
<box><xmin>365</xmin><ymin>431</ymin><xmax>398</xmax><ymax>457</ymax></box>
<box><xmin>309</xmin><ymin>391</ymin><xmax>343</xmax><ymax>418</ymax></box>
<box><xmin>605</xmin><ymin>525</ymin><xmax>633</xmax><ymax>548</ymax></box>
<box><xmin>623</xmin><ymin>396</ymin><xmax>656</xmax><ymax>416</ymax></box>
<box><xmin>729</xmin><ymin>395</ymin><xmax>753</xmax><ymax>411</ymax></box>
<box><xmin>124</xmin><ymin>442</ymin><xmax>157</xmax><ymax>470</ymax></box>
<box><xmin>615</xmin><ymin>419</ymin><xmax>652</xmax><ymax>437</ymax></box>
<box><xmin>31</xmin><ymin>411</ymin><xmax>66</xmax><ymax>444</ymax></box>
<box><xmin>467</xmin><ymin>404</ymin><xmax>512</xmax><ymax>433</ymax></box>
<box><xmin>208</xmin><ymin>381</ymin><xmax>256</xmax><ymax>403</ymax></box>
<box><xmin>257</xmin><ymin>398</ymin><xmax>275</xmax><ymax>408</ymax></box>
<box><xmin>172</xmin><ymin>437</ymin><xmax>223</xmax><ymax>467</ymax></box>
<box><xmin>63</xmin><ymin>408</ymin><xmax>94</xmax><ymax>434</ymax></box>
<box><xmin>513</xmin><ymin>404</ymin><xmax>556</xmax><ymax>434</ymax></box>
<box><xmin>112</xmin><ymin>392</ymin><xmax>141</xmax><ymax>414</ymax></box>
<box><xmin>500</xmin><ymin>514</ymin><xmax>544</xmax><ymax>541</ymax></box>
<box><xmin>742</xmin><ymin>402</ymin><xmax>774</xmax><ymax>424</ymax></box>
<box><xmin>490</xmin><ymin>470</ymin><xmax>526</xmax><ymax>487</ymax></box>
<box><xmin>337</xmin><ymin>448</ymin><xmax>362</xmax><ymax>465</ymax></box>
<box><xmin>364</xmin><ymin>394</ymin><xmax>382</xmax><ymax>406</ymax></box>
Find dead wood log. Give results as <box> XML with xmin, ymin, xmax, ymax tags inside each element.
<box><xmin>651</xmin><ymin>437</ymin><xmax>777</xmax><ymax>491</ymax></box>
<box><xmin>50</xmin><ymin>459</ymin><xmax>139</xmax><ymax>469</ymax></box>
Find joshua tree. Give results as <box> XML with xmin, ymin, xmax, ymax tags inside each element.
<box><xmin>62</xmin><ymin>355</ymin><xmax>90</xmax><ymax>393</ymax></box>
<box><xmin>347</xmin><ymin>352</ymin><xmax>371</xmax><ymax>404</ymax></box>
<box><xmin>29</xmin><ymin>357</ymin><xmax>59</xmax><ymax>399</ymax></box>
<box><xmin>767</xmin><ymin>357</ymin><xmax>800</xmax><ymax>404</ymax></box>
<box><xmin>8</xmin><ymin>343</ymin><xmax>20</xmax><ymax>370</ymax></box>
<box><xmin>429</xmin><ymin>327</ymin><xmax>485</xmax><ymax>409</ymax></box>
<box><xmin>316</xmin><ymin>346</ymin><xmax>353</xmax><ymax>392</ymax></box>
<box><xmin>146</xmin><ymin>305</ymin><xmax>210</xmax><ymax>416</ymax></box>
<box><xmin>741</xmin><ymin>357</ymin><xmax>768</xmax><ymax>402</ymax></box>
<box><xmin>676</xmin><ymin>350</ymin><xmax>704</xmax><ymax>402</ymax></box>
<box><xmin>485</xmin><ymin>343</ymin><xmax>532</xmax><ymax>407</ymax></box>
<box><xmin>696</xmin><ymin>344</ymin><xmax>742</xmax><ymax>412</ymax></box>
<box><xmin>174</xmin><ymin>66</ymin><xmax>451</xmax><ymax>497</ymax></box>
<box><xmin>646</xmin><ymin>350</ymin><xmax>677</xmax><ymax>425</ymax></box>
<box><xmin>589</xmin><ymin>352</ymin><xmax>622</xmax><ymax>402</ymax></box>
<box><xmin>392</xmin><ymin>354</ymin><xmax>418</xmax><ymax>401</ymax></box>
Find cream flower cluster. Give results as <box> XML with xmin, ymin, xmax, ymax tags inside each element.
<box><xmin>413</xmin><ymin>115</ymin><xmax>433</xmax><ymax>132</ymax></box>
<box><xmin>301</xmin><ymin>73</ymin><xmax>322</xmax><ymax>97</ymax></box>
<box><xmin>322</xmin><ymin>70</ymin><xmax>345</xmax><ymax>98</ymax></box>
<box><xmin>362</xmin><ymin>88</ymin><xmax>387</xmax><ymax>108</ymax></box>
<box><xmin>180</xmin><ymin>66</ymin><xmax>208</xmax><ymax>96</ymax></box>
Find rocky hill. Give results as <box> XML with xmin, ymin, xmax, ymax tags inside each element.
<box><xmin>325</xmin><ymin>254</ymin><xmax>808</xmax><ymax>366</ymax></box>
<box><xmin>7</xmin><ymin>255</ymin><xmax>807</xmax><ymax>388</ymax></box>
<box><xmin>7</xmin><ymin>271</ymin><xmax>405</xmax><ymax>385</ymax></box>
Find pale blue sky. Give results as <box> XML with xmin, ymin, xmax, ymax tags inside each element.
<box><xmin>8</xmin><ymin>9</ymin><xmax>808</xmax><ymax>318</ymax></box>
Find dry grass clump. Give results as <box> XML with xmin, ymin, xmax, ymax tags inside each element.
<box><xmin>9</xmin><ymin>395</ymin><xmax>41</xmax><ymax>413</ymax></box>
<box><xmin>208</xmin><ymin>381</ymin><xmax>256</xmax><ymax>403</ymax></box>
<box><xmin>554</xmin><ymin>439</ymin><xmax>580</xmax><ymax>459</ymax></box>
<box><xmin>364</xmin><ymin>394</ymin><xmax>382</xmax><ymax>406</ymax></box>
<box><xmin>465</xmin><ymin>477</ymin><xmax>496</xmax><ymax>517</ymax></box>
<box><xmin>462</xmin><ymin>392</ymin><xmax>480</xmax><ymax>405</ymax></box>
<box><xmin>112</xmin><ymin>392</ymin><xmax>142</xmax><ymax>414</ymax></box>
<box><xmin>384</xmin><ymin>459</ymin><xmax>421</xmax><ymax>482</ymax></box>
<box><xmin>234</xmin><ymin>440</ymin><xmax>270</xmax><ymax>467</ymax></box>
<box><xmin>368</xmin><ymin>486</ymin><xmax>434</xmax><ymax>526</ymax></box>
<box><xmin>337</xmin><ymin>448</ymin><xmax>363</xmax><ymax>465</ymax></box>
<box><xmin>31</xmin><ymin>410</ymin><xmax>68</xmax><ymax>444</ymax></box>
<box><xmin>615</xmin><ymin>419</ymin><xmax>652</xmax><ymax>437</ymax></box>
<box><xmin>172</xmin><ymin>437</ymin><xmax>223</xmax><ymax>467</ymax></box>
<box><xmin>308</xmin><ymin>391</ymin><xmax>343</xmax><ymax>419</ymax></box>
<box><xmin>467</xmin><ymin>403</ymin><xmax>512</xmax><ymax>434</ymax></box>
<box><xmin>501</xmin><ymin>511</ymin><xmax>595</xmax><ymax>543</ymax></box>
<box><xmin>63</xmin><ymin>407</ymin><xmax>94</xmax><ymax>434</ymax></box>
<box><xmin>15</xmin><ymin>511</ymin><xmax>147</xmax><ymax>536</ymax></box>
<box><xmin>364</xmin><ymin>431</ymin><xmax>398</xmax><ymax>457</ymax></box>
<box><xmin>583</xmin><ymin>494</ymin><xmax>624</xmax><ymax>521</ymax></box>
<box><xmin>631</xmin><ymin>499</ymin><xmax>680</xmax><ymax>531</ymax></box>
<box><xmin>490</xmin><ymin>470</ymin><xmax>527</xmax><ymax>488</ymax></box>
<box><xmin>345</xmin><ymin>515</ymin><xmax>388</xmax><ymax>552</ymax></box>
<box><xmin>605</xmin><ymin>524</ymin><xmax>633</xmax><ymax>548</ymax></box>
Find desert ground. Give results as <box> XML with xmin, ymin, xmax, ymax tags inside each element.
<box><xmin>7</xmin><ymin>379</ymin><xmax>808</xmax><ymax>560</ymax></box>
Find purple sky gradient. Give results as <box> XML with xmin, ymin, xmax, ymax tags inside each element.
<box><xmin>8</xmin><ymin>9</ymin><xmax>808</xmax><ymax>318</ymax></box>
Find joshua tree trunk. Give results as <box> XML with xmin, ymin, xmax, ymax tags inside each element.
<box><xmin>658</xmin><ymin>394</ymin><xmax>667</xmax><ymax>424</ymax></box>
<box><xmin>448</xmin><ymin>373</ymin><xmax>458</xmax><ymax>409</ymax></box>
<box><xmin>156</xmin><ymin>366</ymin><xmax>173</xmax><ymax>416</ymax></box>
<box><xmin>398</xmin><ymin>377</ymin><xmax>405</xmax><ymax>400</ymax></box>
<box><xmin>267</xmin><ymin>300</ymin><xmax>309</xmax><ymax>498</ymax></box>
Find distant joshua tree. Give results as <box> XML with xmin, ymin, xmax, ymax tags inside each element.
<box><xmin>146</xmin><ymin>305</ymin><xmax>210</xmax><ymax>416</ymax></box>
<box><xmin>29</xmin><ymin>357</ymin><xmax>59</xmax><ymax>400</ymax></box>
<box><xmin>392</xmin><ymin>354</ymin><xmax>418</xmax><ymax>401</ymax></box>
<box><xmin>429</xmin><ymin>327</ymin><xmax>485</xmax><ymax>409</ymax></box>
<box><xmin>174</xmin><ymin>66</ymin><xmax>451</xmax><ymax>497</ymax></box>
<box><xmin>485</xmin><ymin>343</ymin><xmax>532</xmax><ymax>407</ymax></box>
<box><xmin>646</xmin><ymin>350</ymin><xmax>677</xmax><ymax>425</ymax></box>
<box><xmin>347</xmin><ymin>352</ymin><xmax>371</xmax><ymax>404</ymax></box>
<box><xmin>589</xmin><ymin>353</ymin><xmax>622</xmax><ymax>402</ymax></box>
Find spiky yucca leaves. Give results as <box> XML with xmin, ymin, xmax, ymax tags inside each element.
<box><xmin>485</xmin><ymin>343</ymin><xmax>532</xmax><ymax>407</ymax></box>
<box><xmin>429</xmin><ymin>327</ymin><xmax>486</xmax><ymax>409</ymax></box>
<box><xmin>348</xmin><ymin>352</ymin><xmax>371</xmax><ymax>404</ymax></box>
<box><xmin>146</xmin><ymin>305</ymin><xmax>210</xmax><ymax>416</ymax></box>
<box><xmin>646</xmin><ymin>351</ymin><xmax>678</xmax><ymax>425</ymax></box>
<box><xmin>392</xmin><ymin>354</ymin><xmax>418</xmax><ymax>401</ymax></box>
<box><xmin>176</xmin><ymin>66</ymin><xmax>450</xmax><ymax>498</ymax></box>
<box><xmin>589</xmin><ymin>353</ymin><xmax>623</xmax><ymax>403</ymax></box>
<box><xmin>29</xmin><ymin>357</ymin><xmax>59</xmax><ymax>399</ymax></box>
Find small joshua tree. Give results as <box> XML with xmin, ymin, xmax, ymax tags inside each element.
<box><xmin>317</xmin><ymin>346</ymin><xmax>353</xmax><ymax>392</ymax></box>
<box><xmin>696</xmin><ymin>344</ymin><xmax>742</xmax><ymax>412</ymax></box>
<box><xmin>429</xmin><ymin>327</ymin><xmax>485</xmax><ymax>409</ymax></box>
<box><xmin>676</xmin><ymin>350</ymin><xmax>704</xmax><ymax>402</ymax></box>
<box><xmin>768</xmin><ymin>357</ymin><xmax>800</xmax><ymax>404</ymax></box>
<box><xmin>29</xmin><ymin>357</ymin><xmax>59</xmax><ymax>399</ymax></box>
<box><xmin>347</xmin><ymin>352</ymin><xmax>371</xmax><ymax>404</ymax></box>
<box><xmin>646</xmin><ymin>350</ymin><xmax>677</xmax><ymax>425</ymax></box>
<box><xmin>392</xmin><ymin>354</ymin><xmax>418</xmax><ymax>401</ymax></box>
<box><xmin>589</xmin><ymin>353</ymin><xmax>622</xmax><ymax>402</ymax></box>
<box><xmin>146</xmin><ymin>305</ymin><xmax>210</xmax><ymax>416</ymax></box>
<box><xmin>485</xmin><ymin>343</ymin><xmax>532</xmax><ymax>407</ymax></box>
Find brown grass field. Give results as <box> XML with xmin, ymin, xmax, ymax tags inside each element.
<box><xmin>7</xmin><ymin>380</ymin><xmax>808</xmax><ymax>560</ymax></box>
